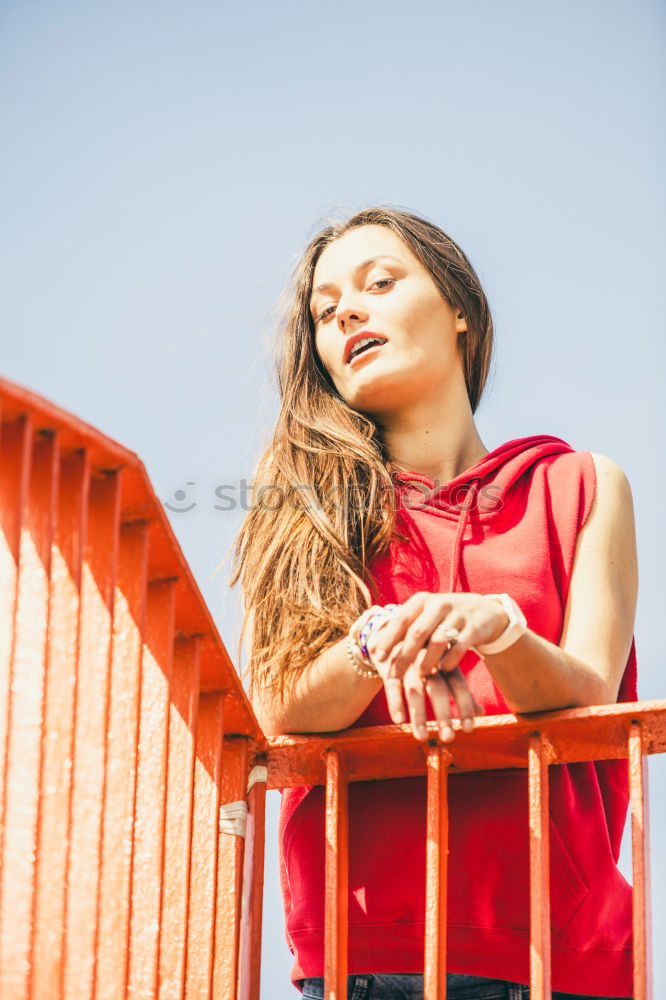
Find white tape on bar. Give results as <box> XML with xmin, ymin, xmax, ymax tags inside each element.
<box><xmin>218</xmin><ymin>766</ymin><xmax>268</xmax><ymax>837</ymax></box>
<box><xmin>219</xmin><ymin>801</ymin><xmax>248</xmax><ymax>837</ymax></box>
<box><xmin>247</xmin><ymin>765</ymin><xmax>268</xmax><ymax>793</ymax></box>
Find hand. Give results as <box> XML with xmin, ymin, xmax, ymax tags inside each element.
<box><xmin>354</xmin><ymin>593</ymin><xmax>509</xmax><ymax>743</ymax></box>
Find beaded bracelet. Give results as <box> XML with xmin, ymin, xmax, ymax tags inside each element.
<box><xmin>346</xmin><ymin>636</ymin><xmax>380</xmax><ymax>679</ymax></box>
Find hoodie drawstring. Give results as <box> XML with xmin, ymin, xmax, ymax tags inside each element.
<box><xmin>448</xmin><ymin>475</ymin><xmax>481</xmax><ymax>594</ymax></box>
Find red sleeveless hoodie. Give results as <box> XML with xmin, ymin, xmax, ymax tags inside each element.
<box><xmin>278</xmin><ymin>435</ymin><xmax>638</xmax><ymax>997</ymax></box>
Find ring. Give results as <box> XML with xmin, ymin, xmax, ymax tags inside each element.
<box><xmin>435</xmin><ymin>625</ymin><xmax>460</xmax><ymax>644</ymax></box>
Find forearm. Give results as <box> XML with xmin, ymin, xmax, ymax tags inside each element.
<box><xmin>255</xmin><ymin>634</ymin><xmax>383</xmax><ymax>736</ymax></box>
<box><xmin>483</xmin><ymin>629</ymin><xmax>615</xmax><ymax>714</ymax></box>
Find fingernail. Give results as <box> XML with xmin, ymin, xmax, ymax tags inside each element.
<box><xmin>462</xmin><ymin>718</ymin><xmax>474</xmax><ymax>733</ymax></box>
<box><xmin>375</xmin><ymin>648</ymin><xmax>388</xmax><ymax>662</ymax></box>
<box><xmin>440</xmin><ymin>725</ymin><xmax>454</xmax><ymax>742</ymax></box>
<box><xmin>416</xmin><ymin>725</ymin><xmax>427</xmax><ymax>740</ymax></box>
<box><xmin>394</xmin><ymin>710</ymin><xmax>405</xmax><ymax>724</ymax></box>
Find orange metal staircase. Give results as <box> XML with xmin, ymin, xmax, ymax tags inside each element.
<box><xmin>0</xmin><ymin>376</ymin><xmax>663</xmax><ymax>1000</ymax></box>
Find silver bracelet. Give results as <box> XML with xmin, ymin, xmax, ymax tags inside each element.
<box><xmin>346</xmin><ymin>635</ymin><xmax>380</xmax><ymax>679</ymax></box>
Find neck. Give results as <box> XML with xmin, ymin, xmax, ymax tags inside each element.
<box><xmin>377</xmin><ymin>377</ymin><xmax>488</xmax><ymax>486</ymax></box>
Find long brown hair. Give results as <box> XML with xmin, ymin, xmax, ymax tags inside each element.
<box><xmin>229</xmin><ymin>206</ymin><xmax>494</xmax><ymax>706</ymax></box>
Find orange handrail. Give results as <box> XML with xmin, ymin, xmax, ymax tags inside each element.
<box><xmin>0</xmin><ymin>375</ymin><xmax>662</xmax><ymax>1000</ymax></box>
<box><xmin>0</xmin><ymin>377</ymin><xmax>265</xmax><ymax>1000</ymax></box>
<box><xmin>257</xmin><ymin>703</ymin><xmax>666</xmax><ymax>1000</ymax></box>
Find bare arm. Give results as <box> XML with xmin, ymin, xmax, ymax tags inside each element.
<box><xmin>245</xmin><ymin>608</ymin><xmax>383</xmax><ymax>736</ymax></box>
<box><xmin>366</xmin><ymin>453</ymin><xmax>639</xmax><ymax>727</ymax></box>
<box><xmin>478</xmin><ymin>453</ymin><xmax>638</xmax><ymax>713</ymax></box>
<box><xmin>248</xmin><ymin>601</ymin><xmax>484</xmax><ymax>739</ymax></box>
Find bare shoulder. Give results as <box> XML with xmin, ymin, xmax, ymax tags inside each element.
<box><xmin>586</xmin><ymin>452</ymin><xmax>635</xmax><ymax>526</ymax></box>
<box><xmin>560</xmin><ymin>452</ymin><xmax>638</xmax><ymax>701</ymax></box>
<box><xmin>588</xmin><ymin>451</ymin><xmax>632</xmax><ymax>487</ymax></box>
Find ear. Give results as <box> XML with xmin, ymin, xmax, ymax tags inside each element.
<box><xmin>455</xmin><ymin>311</ymin><xmax>468</xmax><ymax>334</ymax></box>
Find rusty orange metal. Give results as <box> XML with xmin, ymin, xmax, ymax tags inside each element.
<box><xmin>424</xmin><ymin>745</ymin><xmax>450</xmax><ymax>1000</ymax></box>
<box><xmin>0</xmin><ymin>375</ymin><xmax>664</xmax><ymax>1000</ymax></box>
<box><xmin>528</xmin><ymin>734</ymin><xmax>552</xmax><ymax>1000</ymax></box>
<box><xmin>238</xmin><ymin>759</ymin><xmax>267</xmax><ymax>1000</ymax></box>
<box><xmin>158</xmin><ymin>635</ymin><xmax>200</xmax><ymax>1000</ymax></box>
<box><xmin>629</xmin><ymin>722</ymin><xmax>653</xmax><ymax>1000</ymax></box>
<box><xmin>324</xmin><ymin>748</ymin><xmax>349</xmax><ymax>1000</ymax></box>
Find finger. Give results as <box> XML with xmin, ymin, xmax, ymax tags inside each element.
<box><xmin>381</xmin><ymin>640</ymin><xmax>409</xmax><ymax>725</ymax></box>
<box><xmin>425</xmin><ymin>620</ymin><xmax>486</xmax><ymax>725</ymax></box>
<box><xmin>443</xmin><ymin>666</ymin><xmax>477</xmax><ymax>732</ymax></box>
<box><xmin>369</xmin><ymin>593</ymin><xmax>428</xmax><ymax>663</ymax></box>
<box><xmin>434</xmin><ymin>620</ymin><xmax>480</xmax><ymax>676</ymax></box>
<box><xmin>381</xmin><ymin>599</ymin><xmax>453</xmax><ymax>672</ymax></box>
<box><xmin>402</xmin><ymin>661</ymin><xmax>429</xmax><ymax>742</ymax></box>
<box><xmin>423</xmin><ymin>672</ymin><xmax>454</xmax><ymax>743</ymax></box>
<box><xmin>418</xmin><ymin>615</ymin><xmax>466</xmax><ymax>676</ymax></box>
<box><xmin>384</xmin><ymin>677</ymin><xmax>408</xmax><ymax>725</ymax></box>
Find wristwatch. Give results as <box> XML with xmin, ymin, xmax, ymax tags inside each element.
<box><xmin>471</xmin><ymin>593</ymin><xmax>528</xmax><ymax>657</ymax></box>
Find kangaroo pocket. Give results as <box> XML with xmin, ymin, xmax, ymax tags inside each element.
<box><xmin>281</xmin><ymin>770</ymin><xmax>588</xmax><ymax>938</ymax></box>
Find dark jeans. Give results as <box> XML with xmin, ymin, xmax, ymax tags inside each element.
<box><xmin>299</xmin><ymin>973</ymin><xmax>630</xmax><ymax>999</ymax></box>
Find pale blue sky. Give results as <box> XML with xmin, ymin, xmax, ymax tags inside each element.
<box><xmin>1</xmin><ymin>0</ymin><xmax>664</xmax><ymax>994</ymax></box>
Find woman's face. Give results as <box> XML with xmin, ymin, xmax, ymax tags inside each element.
<box><xmin>310</xmin><ymin>224</ymin><xmax>467</xmax><ymax>421</ymax></box>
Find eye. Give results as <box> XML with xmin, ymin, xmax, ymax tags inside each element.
<box><xmin>316</xmin><ymin>304</ymin><xmax>337</xmax><ymax>323</ymax></box>
<box><xmin>370</xmin><ymin>278</ymin><xmax>395</xmax><ymax>290</ymax></box>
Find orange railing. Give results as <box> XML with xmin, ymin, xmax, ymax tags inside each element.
<box><xmin>0</xmin><ymin>377</ymin><xmax>266</xmax><ymax>1000</ymax></box>
<box><xmin>0</xmin><ymin>375</ymin><xmax>664</xmax><ymax>1000</ymax></box>
<box><xmin>262</xmin><ymin>703</ymin><xmax>666</xmax><ymax>1000</ymax></box>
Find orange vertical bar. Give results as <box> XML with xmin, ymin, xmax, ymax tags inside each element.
<box><xmin>629</xmin><ymin>722</ymin><xmax>653</xmax><ymax>1000</ymax></box>
<box><xmin>238</xmin><ymin>760</ymin><xmax>267</xmax><ymax>1000</ymax></box>
<box><xmin>186</xmin><ymin>692</ymin><xmax>225</xmax><ymax>1000</ymax></box>
<box><xmin>324</xmin><ymin>748</ymin><xmax>348</xmax><ymax>1000</ymax></box>
<box><xmin>0</xmin><ymin>429</ymin><xmax>56</xmax><ymax>999</ymax></box>
<box><xmin>424</xmin><ymin>744</ymin><xmax>450</xmax><ymax>1000</ymax></box>
<box><xmin>31</xmin><ymin>450</ymin><xmax>88</xmax><ymax>1000</ymax></box>
<box><xmin>95</xmin><ymin>520</ymin><xmax>149</xmax><ymax>1000</ymax></box>
<box><xmin>158</xmin><ymin>635</ymin><xmax>201</xmax><ymax>1000</ymax></box>
<box><xmin>213</xmin><ymin>736</ymin><xmax>250</xmax><ymax>1000</ymax></box>
<box><xmin>62</xmin><ymin>470</ymin><xmax>121</xmax><ymax>1000</ymax></box>
<box><xmin>126</xmin><ymin>577</ymin><xmax>177</xmax><ymax>1000</ymax></box>
<box><xmin>0</xmin><ymin>416</ymin><xmax>32</xmax><ymax>900</ymax></box>
<box><xmin>528</xmin><ymin>734</ymin><xmax>551</xmax><ymax>1000</ymax></box>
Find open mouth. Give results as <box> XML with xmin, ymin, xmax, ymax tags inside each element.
<box><xmin>347</xmin><ymin>337</ymin><xmax>388</xmax><ymax>365</ymax></box>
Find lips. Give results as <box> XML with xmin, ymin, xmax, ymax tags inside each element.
<box><xmin>343</xmin><ymin>331</ymin><xmax>388</xmax><ymax>365</ymax></box>
<box><xmin>348</xmin><ymin>341</ymin><xmax>386</xmax><ymax>368</ymax></box>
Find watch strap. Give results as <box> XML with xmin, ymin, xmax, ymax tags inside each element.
<box><xmin>472</xmin><ymin>592</ymin><xmax>527</xmax><ymax>657</ymax></box>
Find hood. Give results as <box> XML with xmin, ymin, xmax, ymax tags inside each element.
<box><xmin>391</xmin><ymin>434</ymin><xmax>577</xmax><ymax>593</ymax></box>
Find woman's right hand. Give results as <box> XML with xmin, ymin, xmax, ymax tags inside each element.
<box><xmin>349</xmin><ymin>606</ymin><xmax>484</xmax><ymax>743</ymax></box>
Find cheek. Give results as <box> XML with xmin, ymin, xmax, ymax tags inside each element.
<box><xmin>313</xmin><ymin>332</ymin><xmax>325</xmax><ymax>367</ymax></box>
<box><xmin>407</xmin><ymin>294</ymin><xmax>456</xmax><ymax>347</ymax></box>
<box><xmin>314</xmin><ymin>331</ymin><xmax>337</xmax><ymax>372</ymax></box>
<box><xmin>386</xmin><ymin>283</ymin><xmax>441</xmax><ymax>329</ymax></box>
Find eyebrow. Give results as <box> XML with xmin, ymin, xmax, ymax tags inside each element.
<box><xmin>310</xmin><ymin>254</ymin><xmax>404</xmax><ymax>302</ymax></box>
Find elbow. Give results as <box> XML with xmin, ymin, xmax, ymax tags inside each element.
<box><xmin>252</xmin><ymin>695</ymin><xmax>310</xmax><ymax>737</ymax></box>
<box><xmin>251</xmin><ymin>691</ymin><xmax>286</xmax><ymax>738</ymax></box>
<box><xmin>256</xmin><ymin>713</ymin><xmax>294</xmax><ymax>739</ymax></box>
<box><xmin>254</xmin><ymin>704</ymin><xmax>290</xmax><ymax>738</ymax></box>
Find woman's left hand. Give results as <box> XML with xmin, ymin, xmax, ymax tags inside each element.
<box><xmin>365</xmin><ymin>591</ymin><xmax>510</xmax><ymax>737</ymax></box>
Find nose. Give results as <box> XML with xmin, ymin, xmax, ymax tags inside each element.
<box><xmin>337</xmin><ymin>301</ymin><xmax>369</xmax><ymax>332</ymax></box>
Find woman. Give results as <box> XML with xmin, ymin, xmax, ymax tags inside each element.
<box><xmin>230</xmin><ymin>207</ymin><xmax>638</xmax><ymax>999</ymax></box>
